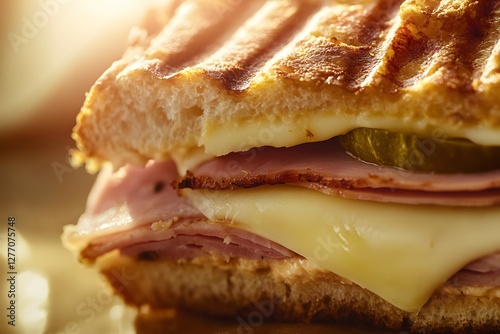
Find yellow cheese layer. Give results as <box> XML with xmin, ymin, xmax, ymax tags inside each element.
<box><xmin>199</xmin><ymin>114</ymin><xmax>500</xmax><ymax>157</ymax></box>
<box><xmin>184</xmin><ymin>185</ymin><xmax>500</xmax><ymax>312</ymax></box>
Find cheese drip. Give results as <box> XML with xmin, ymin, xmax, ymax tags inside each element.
<box><xmin>184</xmin><ymin>185</ymin><xmax>500</xmax><ymax>312</ymax></box>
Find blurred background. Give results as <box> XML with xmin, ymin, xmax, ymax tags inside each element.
<box><xmin>0</xmin><ymin>1</ymin><xmax>161</xmax><ymax>333</ymax></box>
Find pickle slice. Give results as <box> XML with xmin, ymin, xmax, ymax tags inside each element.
<box><xmin>339</xmin><ymin>128</ymin><xmax>500</xmax><ymax>174</ymax></box>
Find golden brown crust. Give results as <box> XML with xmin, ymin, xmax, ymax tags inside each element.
<box><xmin>72</xmin><ymin>0</ymin><xmax>500</xmax><ymax>169</ymax></box>
<box><xmin>97</xmin><ymin>251</ymin><xmax>500</xmax><ymax>333</ymax></box>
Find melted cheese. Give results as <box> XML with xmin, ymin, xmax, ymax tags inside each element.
<box><xmin>184</xmin><ymin>185</ymin><xmax>500</xmax><ymax>312</ymax></box>
<box><xmin>199</xmin><ymin>114</ymin><xmax>500</xmax><ymax>157</ymax></box>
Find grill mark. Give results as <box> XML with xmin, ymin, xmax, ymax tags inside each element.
<box><xmin>132</xmin><ymin>0</ymin><xmax>182</xmax><ymax>40</ymax></box>
<box><xmin>201</xmin><ymin>0</ymin><xmax>322</xmax><ymax>91</ymax></box>
<box><xmin>273</xmin><ymin>0</ymin><xmax>405</xmax><ymax>91</ymax></box>
<box><xmin>347</xmin><ymin>0</ymin><xmax>403</xmax><ymax>92</ymax></box>
<box><xmin>362</xmin><ymin>0</ymin><xmax>500</xmax><ymax>93</ymax></box>
<box><xmin>145</xmin><ymin>1</ymin><xmax>265</xmax><ymax>79</ymax></box>
<box><xmin>144</xmin><ymin>0</ymin><xmax>499</xmax><ymax>94</ymax></box>
<box><xmin>342</xmin><ymin>0</ymin><xmax>407</xmax><ymax>90</ymax></box>
<box><xmin>129</xmin><ymin>0</ymin><xmax>500</xmax><ymax>103</ymax></box>
<box><xmin>381</xmin><ymin>24</ymin><xmax>431</xmax><ymax>90</ymax></box>
<box><xmin>477</xmin><ymin>1</ymin><xmax>500</xmax><ymax>86</ymax></box>
<box><xmin>272</xmin><ymin>0</ymin><xmax>499</xmax><ymax>94</ymax></box>
<box><xmin>276</xmin><ymin>38</ymin><xmax>368</xmax><ymax>87</ymax></box>
<box><xmin>469</xmin><ymin>1</ymin><xmax>500</xmax><ymax>81</ymax></box>
<box><xmin>432</xmin><ymin>0</ymin><xmax>499</xmax><ymax>93</ymax></box>
<box><xmin>357</xmin><ymin>0</ymin><xmax>406</xmax><ymax>45</ymax></box>
<box><xmin>356</xmin><ymin>10</ymin><xmax>407</xmax><ymax>91</ymax></box>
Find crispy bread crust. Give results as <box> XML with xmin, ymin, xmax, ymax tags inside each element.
<box><xmin>98</xmin><ymin>251</ymin><xmax>500</xmax><ymax>333</ymax></box>
<box><xmin>72</xmin><ymin>0</ymin><xmax>500</xmax><ymax>169</ymax></box>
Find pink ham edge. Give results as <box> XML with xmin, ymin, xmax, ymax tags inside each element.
<box><xmin>82</xmin><ymin>219</ymin><xmax>296</xmax><ymax>261</ymax></box>
<box><xmin>184</xmin><ymin>139</ymin><xmax>500</xmax><ymax>206</ymax></box>
<box><xmin>73</xmin><ymin>160</ymin><xmax>294</xmax><ymax>261</ymax></box>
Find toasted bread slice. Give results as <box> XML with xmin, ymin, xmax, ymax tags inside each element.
<box><xmin>72</xmin><ymin>0</ymin><xmax>500</xmax><ymax>170</ymax></box>
<box><xmin>97</xmin><ymin>250</ymin><xmax>500</xmax><ymax>333</ymax></box>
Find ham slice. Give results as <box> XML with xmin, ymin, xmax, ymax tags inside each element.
<box><xmin>178</xmin><ymin>139</ymin><xmax>500</xmax><ymax>206</ymax></box>
<box><xmin>453</xmin><ymin>253</ymin><xmax>500</xmax><ymax>286</ymax></box>
<box><xmin>82</xmin><ymin>219</ymin><xmax>296</xmax><ymax>261</ymax></box>
<box><xmin>68</xmin><ymin>142</ymin><xmax>500</xmax><ymax>287</ymax></box>
<box><xmin>71</xmin><ymin>160</ymin><xmax>295</xmax><ymax>261</ymax></box>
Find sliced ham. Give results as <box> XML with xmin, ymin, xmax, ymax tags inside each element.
<box><xmin>75</xmin><ymin>160</ymin><xmax>294</xmax><ymax>261</ymax></box>
<box><xmin>70</xmin><ymin>142</ymin><xmax>500</xmax><ymax>288</ymax></box>
<box><xmin>85</xmin><ymin>160</ymin><xmax>201</xmax><ymax>226</ymax></box>
<box><xmin>178</xmin><ymin>139</ymin><xmax>500</xmax><ymax>206</ymax></box>
<box><xmin>82</xmin><ymin>219</ymin><xmax>296</xmax><ymax>261</ymax></box>
<box><xmin>449</xmin><ymin>253</ymin><xmax>500</xmax><ymax>287</ymax></box>
<box><xmin>465</xmin><ymin>252</ymin><xmax>500</xmax><ymax>273</ymax></box>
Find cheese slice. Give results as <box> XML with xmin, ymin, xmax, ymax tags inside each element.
<box><xmin>200</xmin><ymin>113</ymin><xmax>500</xmax><ymax>157</ymax></box>
<box><xmin>184</xmin><ymin>185</ymin><xmax>500</xmax><ymax>312</ymax></box>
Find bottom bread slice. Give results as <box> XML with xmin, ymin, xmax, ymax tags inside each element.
<box><xmin>96</xmin><ymin>251</ymin><xmax>500</xmax><ymax>333</ymax></box>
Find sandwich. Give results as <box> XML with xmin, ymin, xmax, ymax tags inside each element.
<box><xmin>63</xmin><ymin>0</ymin><xmax>500</xmax><ymax>332</ymax></box>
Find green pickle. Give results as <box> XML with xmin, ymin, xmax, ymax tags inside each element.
<box><xmin>339</xmin><ymin>128</ymin><xmax>500</xmax><ymax>174</ymax></box>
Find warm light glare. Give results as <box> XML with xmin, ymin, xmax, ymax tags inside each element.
<box><xmin>18</xmin><ymin>271</ymin><xmax>50</xmax><ymax>334</ymax></box>
<box><xmin>0</xmin><ymin>0</ymin><xmax>165</xmax><ymax>132</ymax></box>
<box><xmin>110</xmin><ymin>304</ymin><xmax>137</xmax><ymax>334</ymax></box>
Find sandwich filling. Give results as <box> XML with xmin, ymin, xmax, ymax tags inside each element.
<box><xmin>64</xmin><ymin>134</ymin><xmax>500</xmax><ymax>313</ymax></box>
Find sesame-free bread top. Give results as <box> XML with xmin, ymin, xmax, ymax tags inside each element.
<box><xmin>72</xmin><ymin>0</ymin><xmax>500</xmax><ymax>169</ymax></box>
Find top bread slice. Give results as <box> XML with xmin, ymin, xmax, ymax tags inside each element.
<box><xmin>72</xmin><ymin>0</ymin><xmax>500</xmax><ymax>170</ymax></box>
